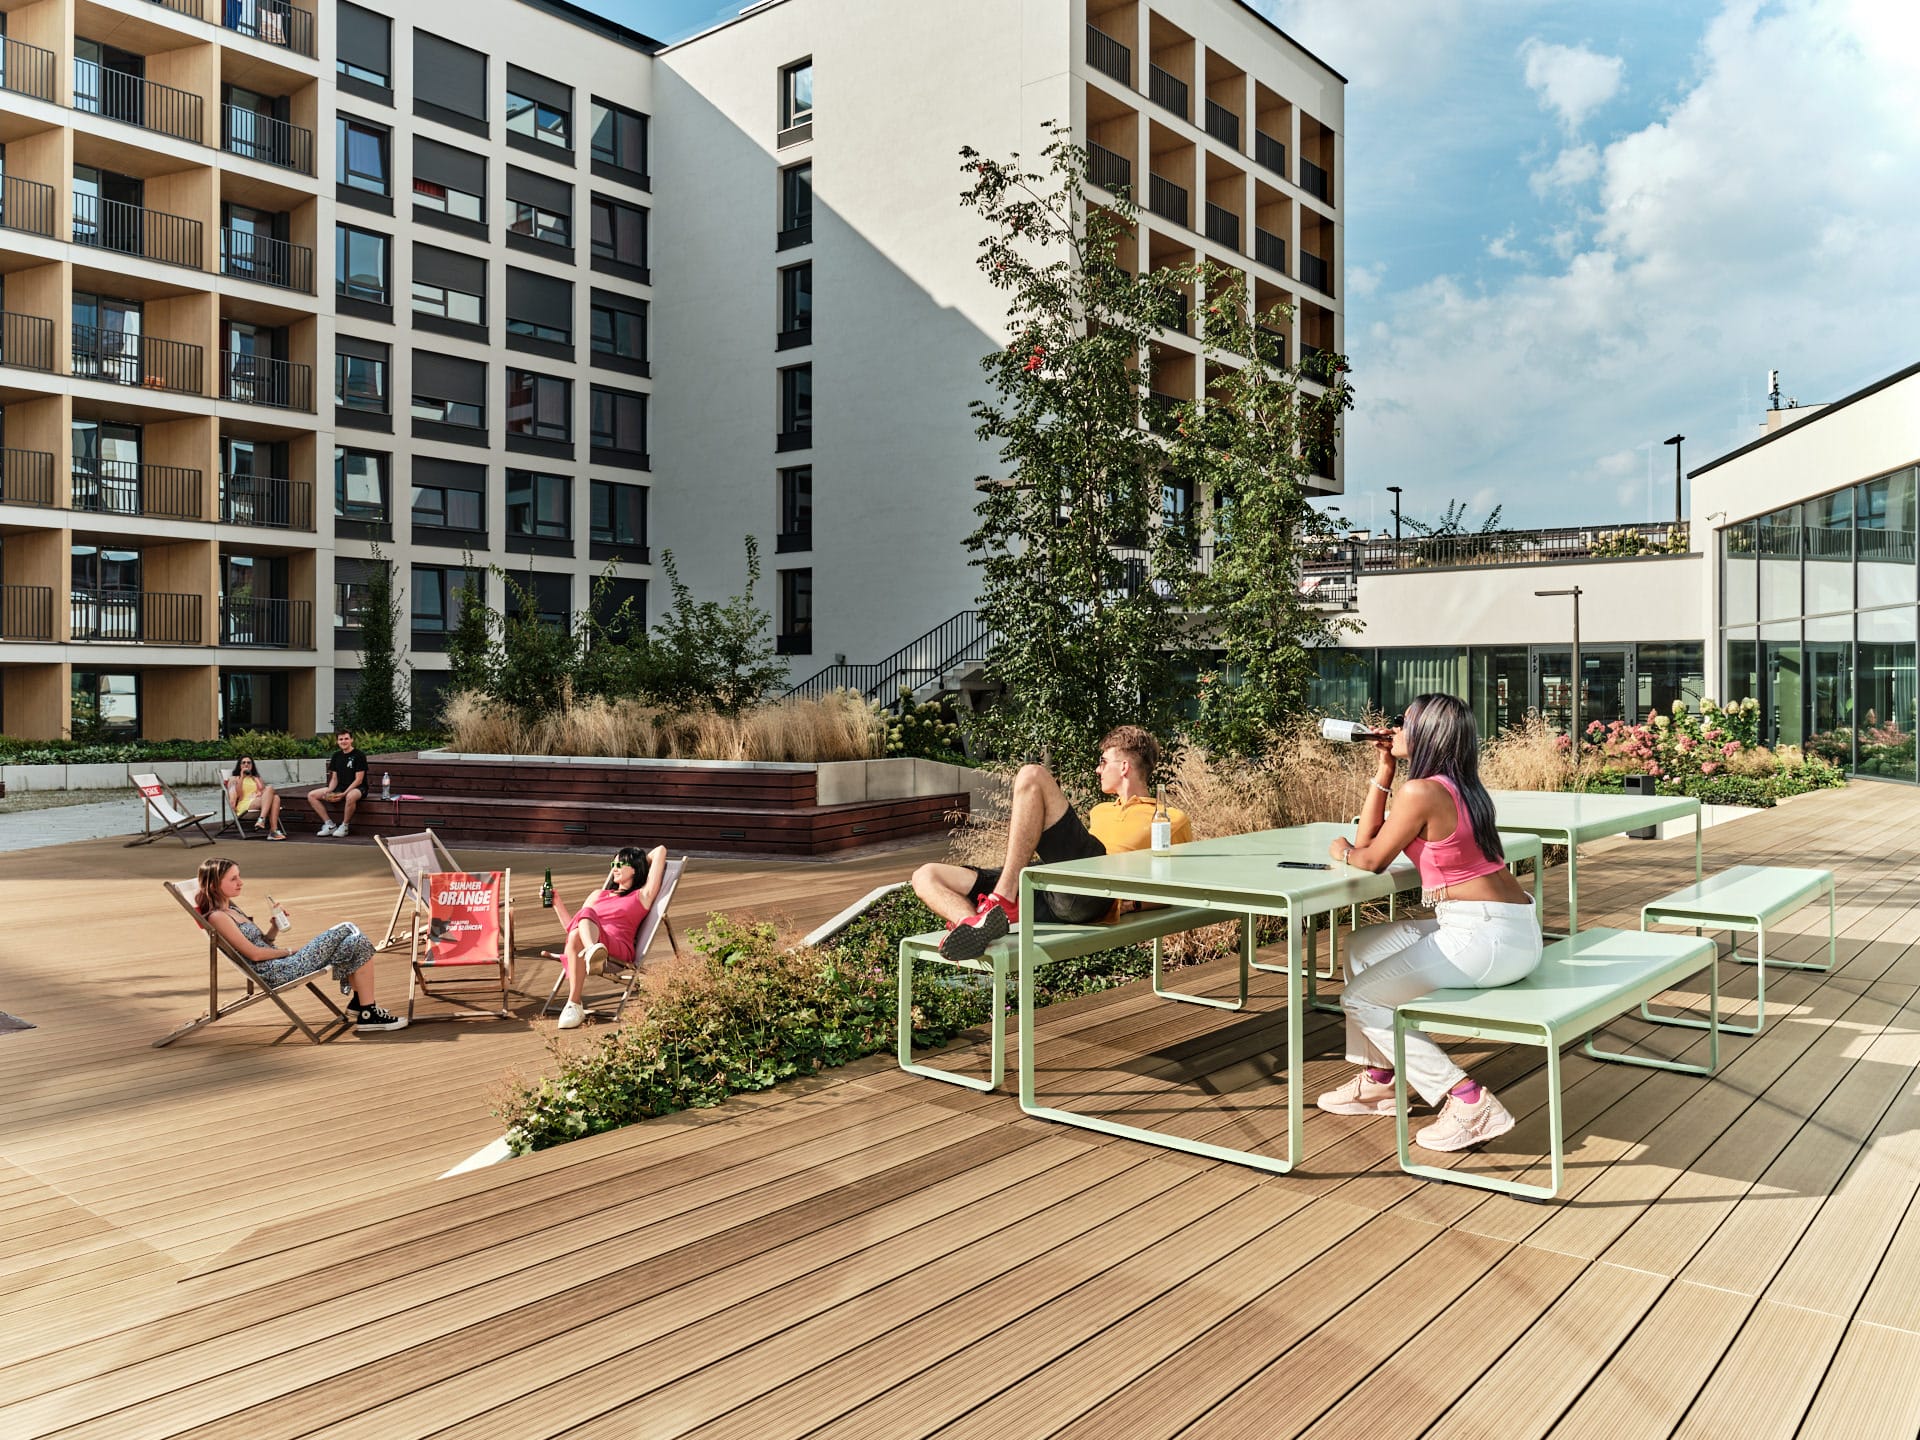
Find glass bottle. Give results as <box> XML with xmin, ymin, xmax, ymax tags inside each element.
<box><xmin>1151</xmin><ymin>784</ymin><xmax>1172</xmax><ymax>852</ymax></box>
<box><xmin>540</xmin><ymin>867</ymin><xmax>554</xmax><ymax>908</ymax></box>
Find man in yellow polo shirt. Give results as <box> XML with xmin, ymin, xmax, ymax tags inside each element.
<box><xmin>912</xmin><ymin>724</ymin><xmax>1192</xmax><ymax>960</ymax></box>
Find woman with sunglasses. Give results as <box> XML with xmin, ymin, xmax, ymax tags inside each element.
<box><xmin>226</xmin><ymin>756</ymin><xmax>286</xmax><ymax>840</ymax></box>
<box><xmin>1318</xmin><ymin>693</ymin><xmax>1541</xmax><ymax>1151</ymax></box>
<box><xmin>550</xmin><ymin>844</ymin><xmax>669</xmax><ymax>1031</ymax></box>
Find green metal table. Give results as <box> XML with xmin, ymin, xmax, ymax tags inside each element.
<box><xmin>1016</xmin><ymin>823</ymin><xmax>1406</xmax><ymax>1175</ymax></box>
<box><xmin>1487</xmin><ymin>789</ymin><xmax>1703</xmax><ymax>938</ymax></box>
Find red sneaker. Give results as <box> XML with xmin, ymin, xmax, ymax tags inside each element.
<box><xmin>940</xmin><ymin>892</ymin><xmax>1018</xmax><ymax>961</ymax></box>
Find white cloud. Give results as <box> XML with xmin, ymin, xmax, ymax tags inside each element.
<box><xmin>1486</xmin><ymin>226</ymin><xmax>1530</xmax><ymax>262</ymax></box>
<box><xmin>1346</xmin><ymin>261</ymin><xmax>1386</xmax><ymax>297</ymax></box>
<box><xmin>1257</xmin><ymin>0</ymin><xmax>1533</xmax><ymax>95</ymax></box>
<box><xmin>1519</xmin><ymin>38</ymin><xmax>1625</xmax><ymax>132</ymax></box>
<box><xmin>1529</xmin><ymin>143</ymin><xmax>1600</xmax><ymax>196</ymax></box>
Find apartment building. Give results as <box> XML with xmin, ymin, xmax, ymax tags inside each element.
<box><xmin>0</xmin><ymin>0</ymin><xmax>1342</xmax><ymax>740</ymax></box>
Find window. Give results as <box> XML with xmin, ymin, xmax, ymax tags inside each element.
<box><xmin>779</xmin><ymin>364</ymin><xmax>812</xmax><ymax>448</ymax></box>
<box><xmin>411</xmin><ymin>280</ymin><xmax>483</xmax><ymax>326</ymax></box>
<box><xmin>590</xmin><ymin>195</ymin><xmax>647</xmax><ymax>273</ymax></box>
<box><xmin>780</xmin><ymin>59</ymin><xmax>813</xmax><ymax>133</ymax></box>
<box><xmin>507</xmin><ymin>470</ymin><xmax>570</xmax><ymax>540</ymax></box>
<box><xmin>592</xmin><ymin>575</ymin><xmax>647</xmax><ymax>642</ymax></box>
<box><xmin>414</xmin><ymin>31</ymin><xmax>487</xmax><ymax>134</ymax></box>
<box><xmin>336</xmin><ymin>2</ymin><xmax>391</xmax><ymax>92</ymax></box>
<box><xmin>505</xmin><ymin>570</ymin><xmax>571</xmax><ymax>630</ymax></box>
<box><xmin>590</xmin><ymin>385</ymin><xmax>646</xmax><ymax>461</ymax></box>
<box><xmin>335</xmin><ymin>557</ymin><xmax>382</xmax><ymax>631</ymax></box>
<box><xmin>779</xmin><ymin>466</ymin><xmax>811</xmax><ymax>550</ymax></box>
<box><xmin>507</xmin><ymin>67</ymin><xmax>570</xmax><ymax>151</ymax></box>
<box><xmin>506</xmin><ymin>369</ymin><xmax>571</xmax><ymax>441</ymax></box>
<box><xmin>412</xmin><ymin>564</ymin><xmax>483</xmax><ymax>634</ymax></box>
<box><xmin>778</xmin><ymin>568</ymin><xmax>812</xmax><ymax>654</ymax></box>
<box><xmin>590</xmin><ymin>479</ymin><xmax>646</xmax><ymax>548</ymax></box>
<box><xmin>412</xmin><ymin>482</ymin><xmax>483</xmax><ymax>531</ymax></box>
<box><xmin>334</xmin><ymin>340</ymin><xmax>389</xmax><ymax>414</ymax></box>
<box><xmin>411</xmin><ymin>351</ymin><xmax>486</xmax><ymax>432</ymax></box>
<box><xmin>779</xmin><ymin>263</ymin><xmax>811</xmax><ymax>344</ymax></box>
<box><xmin>507</xmin><ymin>268</ymin><xmax>573</xmax><ymax>347</ymax></box>
<box><xmin>779</xmin><ymin>162</ymin><xmax>812</xmax><ymax>245</ymax></box>
<box><xmin>334</xmin><ymin>447</ymin><xmax>389</xmax><ymax>522</ymax></box>
<box><xmin>591</xmin><ymin>290</ymin><xmax>646</xmax><ymax>368</ymax></box>
<box><xmin>412</xmin><ymin>242</ymin><xmax>485</xmax><ymax>329</ymax></box>
<box><xmin>508</xmin><ymin>166</ymin><xmax>573</xmax><ymax>249</ymax></box>
<box><xmin>590</xmin><ymin>99</ymin><xmax>647</xmax><ymax>178</ymax></box>
<box><xmin>413</xmin><ymin>137</ymin><xmax>485</xmax><ymax>225</ymax></box>
<box><xmin>335</xmin><ymin>224</ymin><xmax>389</xmax><ymax>304</ymax></box>
<box><xmin>511</xmin><ymin>200</ymin><xmax>569</xmax><ymax>246</ymax></box>
<box><xmin>336</xmin><ymin>116</ymin><xmax>389</xmax><ymax>195</ymax></box>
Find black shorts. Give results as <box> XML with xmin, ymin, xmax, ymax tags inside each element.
<box><xmin>967</xmin><ymin>806</ymin><xmax>1112</xmax><ymax>925</ymax></box>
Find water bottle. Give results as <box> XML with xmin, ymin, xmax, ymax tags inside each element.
<box><xmin>541</xmin><ymin>867</ymin><xmax>554</xmax><ymax>908</ymax></box>
<box><xmin>1151</xmin><ymin>784</ymin><xmax>1172</xmax><ymax>853</ymax></box>
<box><xmin>381</xmin><ymin>771</ymin><xmax>391</xmax><ymax>799</ymax></box>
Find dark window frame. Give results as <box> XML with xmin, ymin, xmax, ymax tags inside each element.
<box><xmin>589</xmin><ymin>98</ymin><xmax>648</xmax><ymax>185</ymax></box>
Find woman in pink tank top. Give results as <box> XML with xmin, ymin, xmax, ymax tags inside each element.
<box><xmin>551</xmin><ymin>843</ymin><xmax>669</xmax><ymax>1031</ymax></box>
<box><xmin>1317</xmin><ymin>694</ymin><xmax>1543</xmax><ymax>1153</ymax></box>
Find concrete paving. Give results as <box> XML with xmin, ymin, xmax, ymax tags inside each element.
<box><xmin>0</xmin><ymin>788</ymin><xmax>231</xmax><ymax>853</ymax></box>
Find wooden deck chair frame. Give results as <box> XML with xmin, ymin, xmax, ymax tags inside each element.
<box><xmin>156</xmin><ymin>880</ymin><xmax>352</xmax><ymax>1047</ymax></box>
<box><xmin>407</xmin><ymin>869</ymin><xmax>516</xmax><ymax>1022</ymax></box>
<box><xmin>127</xmin><ymin>772</ymin><xmax>217</xmax><ymax>848</ymax></box>
<box><xmin>540</xmin><ymin>856</ymin><xmax>687</xmax><ymax>1021</ymax></box>
<box><xmin>373</xmin><ymin>830</ymin><xmax>462</xmax><ymax>951</ymax></box>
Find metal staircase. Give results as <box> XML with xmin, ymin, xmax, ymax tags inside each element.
<box><xmin>785</xmin><ymin>610</ymin><xmax>993</xmax><ymax>706</ymax></box>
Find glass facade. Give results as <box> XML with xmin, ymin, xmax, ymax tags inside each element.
<box><xmin>1719</xmin><ymin>463</ymin><xmax>1919</xmax><ymax>781</ymax></box>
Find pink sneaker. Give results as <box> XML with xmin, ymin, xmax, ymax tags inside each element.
<box><xmin>1415</xmin><ymin>1088</ymin><xmax>1516</xmax><ymax>1152</ymax></box>
<box><xmin>940</xmin><ymin>892</ymin><xmax>1017</xmax><ymax>961</ymax></box>
<box><xmin>1316</xmin><ymin>1070</ymin><xmax>1398</xmax><ymax>1115</ymax></box>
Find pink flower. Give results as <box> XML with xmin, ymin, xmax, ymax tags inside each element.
<box><xmin>1702</xmin><ymin>762</ymin><xmax>1719</xmax><ymax>775</ymax></box>
<box><xmin>1678</xmin><ymin>736</ymin><xmax>1696</xmax><ymax>751</ymax></box>
<box><xmin>1648</xmin><ymin>763</ymin><xmax>1662</xmax><ymax>776</ymax></box>
<box><xmin>1554</xmin><ymin>735</ymin><xmax>1571</xmax><ymax>752</ymax></box>
<box><xmin>1722</xmin><ymin>742</ymin><xmax>1740</xmax><ymax>757</ymax></box>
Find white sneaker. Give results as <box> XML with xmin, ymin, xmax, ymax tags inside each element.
<box><xmin>579</xmin><ymin>941</ymin><xmax>608</xmax><ymax>976</ymax></box>
<box><xmin>556</xmin><ymin>1000</ymin><xmax>586</xmax><ymax>1030</ymax></box>
<box><xmin>333</xmin><ymin>824</ymin><xmax>349</xmax><ymax>838</ymax></box>
<box><xmin>316</xmin><ymin>820</ymin><xmax>335</xmax><ymax>836</ymax></box>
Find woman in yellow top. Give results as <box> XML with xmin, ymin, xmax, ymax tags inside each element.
<box><xmin>225</xmin><ymin>755</ymin><xmax>287</xmax><ymax>840</ymax></box>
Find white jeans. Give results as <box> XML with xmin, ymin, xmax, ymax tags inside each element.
<box><xmin>1341</xmin><ymin>900</ymin><xmax>1543</xmax><ymax>1105</ymax></box>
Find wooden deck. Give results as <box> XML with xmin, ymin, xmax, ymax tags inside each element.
<box><xmin>4</xmin><ymin>785</ymin><xmax>1920</xmax><ymax>1437</ymax></box>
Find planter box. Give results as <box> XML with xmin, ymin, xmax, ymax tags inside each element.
<box><xmin>0</xmin><ymin>756</ymin><xmax>328</xmax><ymax>794</ymax></box>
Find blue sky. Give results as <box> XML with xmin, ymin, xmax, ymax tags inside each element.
<box><xmin>586</xmin><ymin>1</ymin><xmax>1920</xmax><ymax>533</ymax></box>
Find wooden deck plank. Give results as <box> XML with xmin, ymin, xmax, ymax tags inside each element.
<box><xmin>1670</xmin><ymin>1298</ymin><xmax>1848</xmax><ymax>1440</ymax></box>
<box><xmin>1544</xmin><ymin>1280</ymin><xmax>1755</xmax><ymax>1440</ymax></box>
<box><xmin>1796</xmin><ymin>1320</ymin><xmax>1920</xmax><ymax>1440</ymax></box>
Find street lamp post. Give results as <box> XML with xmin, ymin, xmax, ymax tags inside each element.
<box><xmin>1664</xmin><ymin>434</ymin><xmax>1685</xmax><ymax>527</ymax></box>
<box><xmin>1385</xmin><ymin>485</ymin><xmax>1403</xmax><ymax>550</ymax></box>
<box><xmin>1537</xmin><ymin>587</ymin><xmax>1584</xmax><ymax>763</ymax></box>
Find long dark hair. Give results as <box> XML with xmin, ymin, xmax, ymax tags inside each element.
<box><xmin>231</xmin><ymin>756</ymin><xmax>257</xmax><ymax>777</ymax></box>
<box><xmin>1404</xmin><ymin>694</ymin><xmax>1504</xmax><ymax>863</ymax></box>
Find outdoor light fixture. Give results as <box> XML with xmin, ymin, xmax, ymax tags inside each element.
<box><xmin>1385</xmin><ymin>485</ymin><xmax>1404</xmax><ymax>548</ymax></box>
<box><xmin>1537</xmin><ymin>587</ymin><xmax>1584</xmax><ymax>762</ymax></box>
<box><xmin>1664</xmin><ymin>435</ymin><xmax>1685</xmax><ymax>526</ymax></box>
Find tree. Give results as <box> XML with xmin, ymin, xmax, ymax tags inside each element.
<box><xmin>492</xmin><ymin>569</ymin><xmax>579</xmax><ymax>715</ymax></box>
<box><xmin>342</xmin><ymin>543</ymin><xmax>409</xmax><ymax>732</ymax></box>
<box><xmin>1166</xmin><ymin>267</ymin><xmax>1357</xmax><ymax>756</ymax></box>
<box><xmin>961</xmin><ymin>124</ymin><xmax>1196</xmax><ymax>778</ymax></box>
<box><xmin>647</xmin><ymin>538</ymin><xmax>788</xmax><ymax>713</ymax></box>
<box><xmin>443</xmin><ymin>557</ymin><xmax>494</xmax><ymax>700</ymax></box>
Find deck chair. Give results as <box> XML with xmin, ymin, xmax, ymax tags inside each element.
<box><xmin>539</xmin><ymin>857</ymin><xmax>687</xmax><ymax>1022</ymax></box>
<box><xmin>374</xmin><ymin>829</ymin><xmax>462</xmax><ymax>951</ymax></box>
<box><xmin>127</xmin><ymin>773</ymin><xmax>217</xmax><ymax>848</ymax></box>
<box><xmin>155</xmin><ymin>879</ymin><xmax>352</xmax><ymax>1047</ymax></box>
<box><xmin>408</xmin><ymin>869</ymin><xmax>515</xmax><ymax>1022</ymax></box>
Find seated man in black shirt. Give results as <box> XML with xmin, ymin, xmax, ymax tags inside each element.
<box><xmin>308</xmin><ymin>730</ymin><xmax>368</xmax><ymax>838</ymax></box>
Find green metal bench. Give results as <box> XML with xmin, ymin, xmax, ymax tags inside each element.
<box><xmin>1639</xmin><ymin>864</ymin><xmax>1835</xmax><ymax>1036</ymax></box>
<box><xmin>897</xmin><ymin>903</ymin><xmax>1246</xmax><ymax>1092</ymax></box>
<box><xmin>1393</xmin><ymin>926</ymin><xmax>1722</xmax><ymax>1200</ymax></box>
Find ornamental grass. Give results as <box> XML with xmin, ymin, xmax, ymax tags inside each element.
<box><xmin>441</xmin><ymin>689</ymin><xmax>886</xmax><ymax>762</ymax></box>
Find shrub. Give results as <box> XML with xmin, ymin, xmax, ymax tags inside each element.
<box><xmin>884</xmin><ymin>691</ymin><xmax>970</xmax><ymax>763</ymax></box>
<box><xmin>0</xmin><ymin>730</ymin><xmax>448</xmax><ymax>766</ymax></box>
<box><xmin>443</xmin><ymin>690</ymin><xmax>885</xmax><ymax>762</ymax></box>
<box><xmin>224</xmin><ymin>729</ymin><xmax>308</xmax><ymax>761</ymax></box>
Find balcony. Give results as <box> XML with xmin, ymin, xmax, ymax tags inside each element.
<box><xmin>1255</xmin><ymin>130</ymin><xmax>1287</xmax><ymax>180</ymax></box>
<box><xmin>1254</xmin><ymin>226</ymin><xmax>1286</xmax><ymax>274</ymax></box>
<box><xmin>1203</xmin><ymin>202</ymin><xmax>1239</xmax><ymax>250</ymax></box>
<box><xmin>0</xmin><ymin>448</ymin><xmax>55</xmax><ymax>507</ymax></box>
<box><xmin>1169</xmin><ymin>292</ymin><xmax>1189</xmax><ymax>335</ymax></box>
<box><xmin>221</xmin><ymin>351</ymin><xmax>313</xmax><ymax>411</ymax></box>
<box><xmin>0</xmin><ymin>584</ymin><xmax>54</xmax><ymax>641</ymax></box>
<box><xmin>73</xmin><ymin>324</ymin><xmax>204</xmax><ymax>393</ymax></box>
<box><xmin>73</xmin><ymin>60</ymin><xmax>205</xmax><ymax>146</ymax></box>
<box><xmin>1300</xmin><ymin>250</ymin><xmax>1332</xmax><ymax>295</ymax></box>
<box><xmin>0</xmin><ymin>311</ymin><xmax>57</xmax><ymax>374</ymax></box>
<box><xmin>1300</xmin><ymin>157</ymin><xmax>1332</xmax><ymax>204</ymax></box>
<box><xmin>221</xmin><ymin>228</ymin><xmax>313</xmax><ymax>293</ymax></box>
<box><xmin>1148</xmin><ymin>174</ymin><xmax>1188</xmax><ymax>227</ymax></box>
<box><xmin>220</xmin><ymin>595</ymin><xmax>313</xmax><ymax>649</ymax></box>
<box><xmin>220</xmin><ymin>472</ymin><xmax>313</xmax><ymax>530</ymax></box>
<box><xmin>0</xmin><ymin>174</ymin><xmax>56</xmax><ymax>238</ymax></box>
<box><xmin>1204</xmin><ymin>100</ymin><xmax>1240</xmax><ymax>149</ymax></box>
<box><xmin>1086</xmin><ymin>141</ymin><xmax>1131</xmax><ymax>195</ymax></box>
<box><xmin>70</xmin><ymin>460</ymin><xmax>204</xmax><ymax>521</ymax></box>
<box><xmin>70</xmin><ymin>588</ymin><xmax>202</xmax><ymax>644</ymax></box>
<box><xmin>225</xmin><ymin>0</ymin><xmax>318</xmax><ymax>60</ymax></box>
<box><xmin>1148</xmin><ymin>65</ymin><xmax>1188</xmax><ymax>119</ymax></box>
<box><xmin>1085</xmin><ymin>23</ymin><xmax>1129</xmax><ymax>86</ymax></box>
<box><xmin>73</xmin><ymin>193</ymin><xmax>205</xmax><ymax>270</ymax></box>
<box><xmin>222</xmin><ymin>106</ymin><xmax>314</xmax><ymax>175</ymax></box>
<box><xmin>0</xmin><ymin>34</ymin><xmax>56</xmax><ymax>103</ymax></box>
<box><xmin>1145</xmin><ymin>391</ymin><xmax>1180</xmax><ymax>433</ymax></box>
<box><xmin>776</xmin><ymin>426</ymin><xmax>812</xmax><ymax>454</ymax></box>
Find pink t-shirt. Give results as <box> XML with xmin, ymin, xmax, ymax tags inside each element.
<box><xmin>569</xmin><ymin>887</ymin><xmax>649</xmax><ymax>963</ymax></box>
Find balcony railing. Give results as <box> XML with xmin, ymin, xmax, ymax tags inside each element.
<box><xmin>1145</xmin><ymin>391</ymin><xmax>1180</xmax><ymax>434</ymax></box>
<box><xmin>1300</xmin><ymin>157</ymin><xmax>1331</xmax><ymax>203</ymax></box>
<box><xmin>1255</xmin><ymin>130</ymin><xmax>1287</xmax><ymax>180</ymax></box>
<box><xmin>1304</xmin><ymin>521</ymin><xmax>1691</xmax><ymax>578</ymax></box>
<box><xmin>73</xmin><ymin>59</ymin><xmax>204</xmax><ymax>145</ymax></box>
<box><xmin>221</xmin><ymin>595</ymin><xmax>313</xmax><ymax>649</ymax></box>
<box><xmin>70</xmin><ymin>460</ymin><xmax>204</xmax><ymax>521</ymax></box>
<box><xmin>1254</xmin><ymin>325</ymin><xmax>1287</xmax><ymax>366</ymax></box>
<box><xmin>1148</xmin><ymin>174</ymin><xmax>1187</xmax><ymax>227</ymax></box>
<box><xmin>223</xmin><ymin>105</ymin><xmax>313</xmax><ymax>175</ymax></box>
<box><xmin>1204</xmin><ymin>202</ymin><xmax>1239</xmax><ymax>250</ymax></box>
<box><xmin>1254</xmin><ymin>226</ymin><xmax>1287</xmax><ymax>274</ymax></box>
<box><xmin>1300</xmin><ymin>250</ymin><xmax>1332</xmax><ymax>295</ymax></box>
<box><xmin>0</xmin><ymin>447</ymin><xmax>56</xmax><ymax>508</ymax></box>
<box><xmin>73</xmin><ymin>193</ymin><xmax>205</xmax><ymax>269</ymax></box>
<box><xmin>147</xmin><ymin>0</ymin><xmax>200</xmax><ymax>16</ymax></box>
<box><xmin>220</xmin><ymin>472</ymin><xmax>313</xmax><ymax>530</ymax></box>
<box><xmin>1204</xmin><ymin>100</ymin><xmax>1240</xmax><ymax>149</ymax></box>
<box><xmin>0</xmin><ymin>174</ymin><xmax>56</xmax><ymax>238</ymax></box>
<box><xmin>221</xmin><ymin>228</ymin><xmax>313</xmax><ymax>293</ymax></box>
<box><xmin>1148</xmin><ymin>64</ymin><xmax>1188</xmax><ymax>118</ymax></box>
<box><xmin>1169</xmin><ymin>292</ymin><xmax>1189</xmax><ymax>335</ymax></box>
<box><xmin>0</xmin><ymin>310</ymin><xmax>56</xmax><ymax>374</ymax></box>
<box><xmin>1085</xmin><ymin>23</ymin><xmax>1129</xmax><ymax>85</ymax></box>
<box><xmin>70</xmin><ymin>589</ymin><xmax>202</xmax><ymax>644</ymax></box>
<box><xmin>1086</xmin><ymin>141</ymin><xmax>1131</xmax><ymax>195</ymax></box>
<box><xmin>0</xmin><ymin>34</ymin><xmax>56</xmax><ymax>103</ymax></box>
<box><xmin>0</xmin><ymin>584</ymin><xmax>54</xmax><ymax>641</ymax></box>
<box><xmin>225</xmin><ymin>0</ymin><xmax>317</xmax><ymax>59</ymax></box>
<box><xmin>221</xmin><ymin>350</ymin><xmax>312</xmax><ymax>411</ymax></box>
<box><xmin>73</xmin><ymin>324</ymin><xmax>203</xmax><ymax>393</ymax></box>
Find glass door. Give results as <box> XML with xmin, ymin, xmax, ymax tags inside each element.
<box><xmin>1533</xmin><ymin>646</ymin><xmax>1631</xmax><ymax>735</ymax></box>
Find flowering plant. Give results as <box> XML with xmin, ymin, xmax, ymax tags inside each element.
<box><xmin>1583</xmin><ymin>696</ymin><xmax>1763</xmax><ymax>783</ymax></box>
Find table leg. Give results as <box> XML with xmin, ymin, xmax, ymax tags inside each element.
<box><xmin>1560</xmin><ymin>833</ymin><xmax>1579</xmax><ymax>938</ymax></box>
<box><xmin>1285</xmin><ymin>906</ymin><xmax>1304</xmax><ymax>1168</ymax></box>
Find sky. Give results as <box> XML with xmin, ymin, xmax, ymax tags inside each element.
<box><xmin>588</xmin><ymin>0</ymin><xmax>1920</xmax><ymax>533</ymax></box>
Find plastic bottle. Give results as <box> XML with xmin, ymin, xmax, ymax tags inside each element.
<box><xmin>1151</xmin><ymin>784</ymin><xmax>1172</xmax><ymax>853</ymax></box>
<box><xmin>381</xmin><ymin>770</ymin><xmax>392</xmax><ymax>799</ymax></box>
<box><xmin>541</xmin><ymin>867</ymin><xmax>554</xmax><ymax>908</ymax></box>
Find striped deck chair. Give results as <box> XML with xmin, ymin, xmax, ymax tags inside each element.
<box><xmin>374</xmin><ymin>829</ymin><xmax>462</xmax><ymax>952</ymax></box>
<box><xmin>127</xmin><ymin>773</ymin><xmax>217</xmax><ymax>848</ymax></box>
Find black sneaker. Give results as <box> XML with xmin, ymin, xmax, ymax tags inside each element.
<box><xmin>939</xmin><ymin>897</ymin><xmax>1013</xmax><ymax>962</ymax></box>
<box><xmin>353</xmin><ymin>1003</ymin><xmax>408</xmax><ymax>1032</ymax></box>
